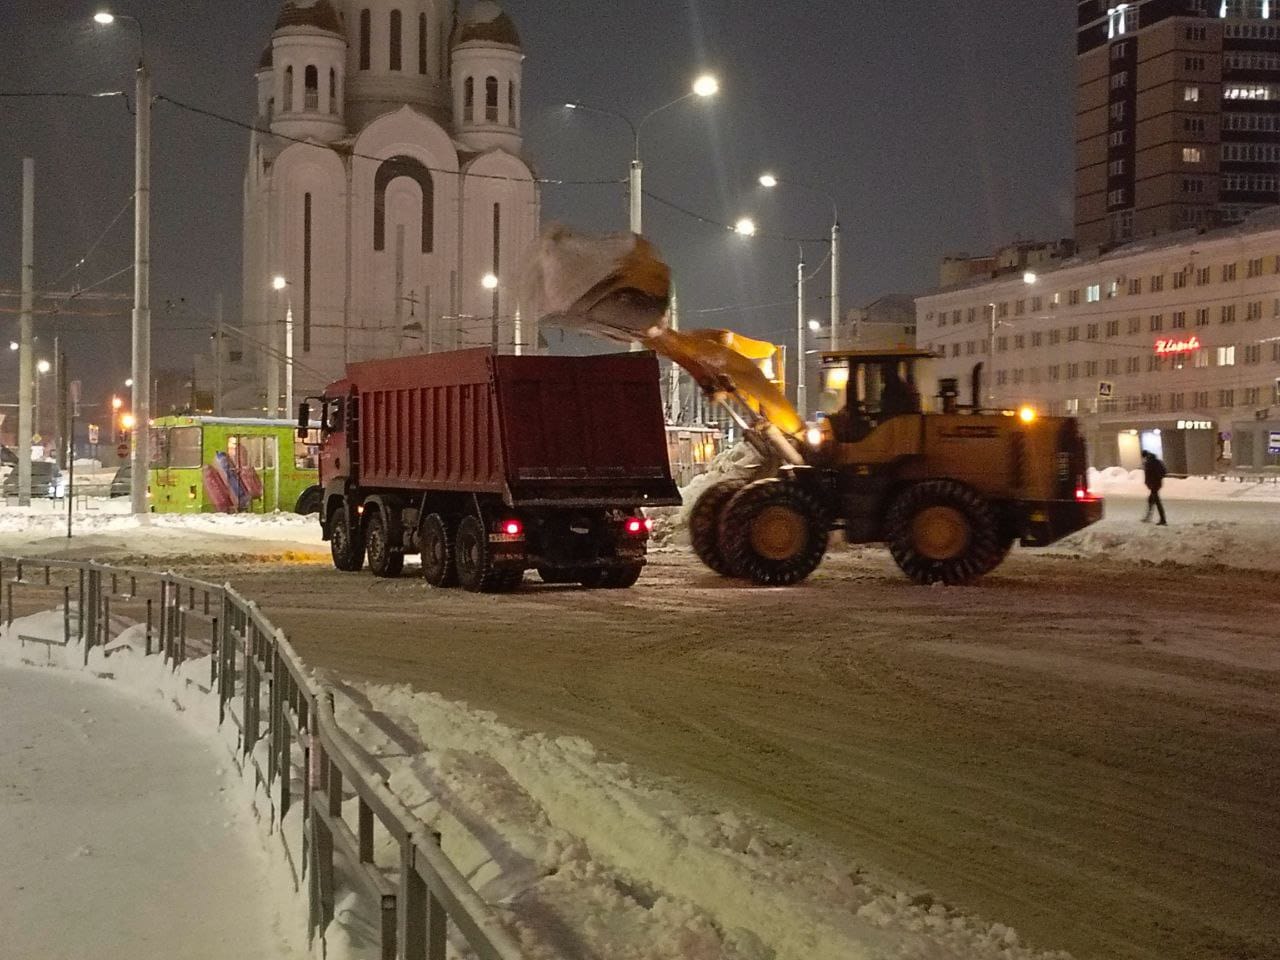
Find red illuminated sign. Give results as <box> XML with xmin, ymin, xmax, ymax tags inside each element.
<box><xmin>1154</xmin><ymin>336</ymin><xmax>1201</xmax><ymax>355</ymax></box>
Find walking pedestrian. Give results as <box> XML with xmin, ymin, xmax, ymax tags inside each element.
<box><xmin>1141</xmin><ymin>449</ymin><xmax>1168</xmax><ymax>525</ymax></box>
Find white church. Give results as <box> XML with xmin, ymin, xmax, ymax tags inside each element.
<box><xmin>233</xmin><ymin>0</ymin><xmax>540</xmax><ymax>413</ymax></box>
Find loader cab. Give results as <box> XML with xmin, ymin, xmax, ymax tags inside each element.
<box><xmin>820</xmin><ymin>349</ymin><xmax>937</xmax><ymax>443</ymax></box>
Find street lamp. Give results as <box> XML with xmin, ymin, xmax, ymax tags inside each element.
<box><xmin>734</xmin><ymin>217</ymin><xmax>757</xmax><ymax>237</ymax></box>
<box><xmin>565</xmin><ymin>72</ymin><xmax>719</xmax><ymax>235</ymax></box>
<box><xmin>7</xmin><ymin>341</ymin><xmax>17</xmax><ymax>352</ymax></box>
<box><xmin>33</xmin><ymin>359</ymin><xmax>51</xmax><ymax>439</ymax></box>
<box><xmin>93</xmin><ymin>7</ymin><xmax>150</xmax><ymax>516</ymax></box>
<box><xmin>268</xmin><ymin>275</ymin><xmax>294</xmax><ymax>419</ymax></box>
<box><xmin>759</xmin><ymin>172</ymin><xmax>842</xmax><ymax>352</ymax></box>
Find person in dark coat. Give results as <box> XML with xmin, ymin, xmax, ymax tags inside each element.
<box><xmin>1141</xmin><ymin>450</ymin><xmax>1168</xmax><ymax>525</ymax></box>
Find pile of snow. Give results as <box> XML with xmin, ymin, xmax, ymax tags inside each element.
<box><xmin>339</xmin><ymin>681</ymin><xmax>1071</xmax><ymax>960</ymax></box>
<box><xmin>0</xmin><ymin>610</ymin><xmax>307</xmax><ymax>959</ymax></box>
<box><xmin>1087</xmin><ymin>466</ymin><xmax>1280</xmax><ymax>501</ymax></box>
<box><xmin>650</xmin><ymin>442</ymin><xmax>763</xmax><ymax>546</ymax></box>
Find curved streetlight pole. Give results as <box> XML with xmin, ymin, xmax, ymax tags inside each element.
<box><xmin>94</xmin><ymin>9</ymin><xmax>150</xmax><ymax>515</ymax></box>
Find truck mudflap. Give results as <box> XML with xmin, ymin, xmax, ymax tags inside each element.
<box><xmin>1018</xmin><ymin>494</ymin><xmax>1104</xmax><ymax>548</ymax></box>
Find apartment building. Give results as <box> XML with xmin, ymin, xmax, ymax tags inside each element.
<box><xmin>916</xmin><ymin>214</ymin><xmax>1280</xmax><ymax>474</ymax></box>
<box><xmin>1077</xmin><ymin>0</ymin><xmax>1280</xmax><ymax>247</ymax></box>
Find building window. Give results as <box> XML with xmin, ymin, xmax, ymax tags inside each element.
<box><xmin>1109</xmin><ymin>130</ymin><xmax>1127</xmax><ymax>147</ymax></box>
<box><xmin>1244</xmin><ymin>344</ymin><xmax>1262</xmax><ymax>363</ymax></box>
<box><xmin>1087</xmin><ymin>323</ymin><xmax>1100</xmax><ymax>339</ymax></box>
<box><xmin>1150</xmin><ymin>314</ymin><xmax>1164</xmax><ymax>332</ymax></box>
<box><xmin>1031</xmin><ymin>296</ymin><xmax>1043</xmax><ymax>311</ymax></box>
<box><xmin>1182</xmin><ymin>147</ymin><xmax>1203</xmax><ymax>163</ymax></box>
<box><xmin>418</xmin><ymin>13</ymin><xmax>428</xmax><ymax>75</ymax></box>
<box><xmin>1111</xmin><ymin>72</ymin><xmax>1129</xmax><ymax>90</ymax></box>
<box><xmin>1187</xmin><ymin>25</ymin><xmax>1207</xmax><ymax>41</ymax></box>
<box><xmin>998</xmin><ymin>302</ymin><xmax>1009</xmax><ymax>318</ymax></box>
<box><xmin>951</xmin><ymin>343</ymin><xmax>961</xmax><ymax>358</ymax></box>
<box><xmin>1068</xmin><ymin>325</ymin><xmax>1081</xmax><ymax>342</ymax></box>
<box><xmin>304</xmin><ymin>64</ymin><xmax>318</xmax><ymax>111</ymax></box>
<box><xmin>1067</xmin><ymin>363</ymin><xmax>1080</xmax><ymax>380</ymax></box>
<box><xmin>997</xmin><ymin>336</ymin><xmax>1008</xmax><ymax>353</ymax></box>
<box><xmin>1182</xmin><ymin>177</ymin><xmax>1206</xmax><ymax>193</ymax></box>
<box><xmin>1196</xmin><ymin>308</ymin><xmax>1210</xmax><ymax>326</ymax></box>
<box><xmin>1170</xmin><ymin>392</ymin><xmax>1185</xmax><ymax>411</ymax></box>
<box><xmin>967</xmin><ymin>307</ymin><xmax>977</xmax><ymax>322</ymax></box>
<box><xmin>1048</xmin><ymin>364</ymin><xmax>1061</xmax><ymax>382</ymax></box>
<box><xmin>1109</xmin><ymin>3</ymin><xmax>1131</xmax><ymax>38</ymax></box>
<box><xmin>1106</xmin><ymin>358</ymin><xmax>1120</xmax><ymax>375</ymax></box>
<box><xmin>1184</xmin><ymin>85</ymin><xmax>1201</xmax><ymax>102</ymax></box>
<box><xmin>1224</xmin><ymin>112</ymin><xmax>1280</xmax><ymax>133</ymax></box>
<box><xmin>952</xmin><ymin>309</ymin><xmax>962</xmax><ymax>325</ymax></box>
<box><xmin>1127</xmin><ymin>316</ymin><xmax>1141</xmax><ymax>334</ymax></box>
<box><xmin>1126</xmin><ymin>356</ymin><xmax>1141</xmax><ymax>374</ymax></box>
<box><xmin>485</xmin><ymin>76</ymin><xmax>500</xmax><ymax>121</ymax></box>
<box><xmin>1015</xmin><ymin>300</ymin><xmax>1026</xmax><ymax>316</ymax></box>
<box><xmin>1218</xmin><ymin>389</ymin><xmax>1235</xmax><ymax>407</ymax></box>
<box><xmin>1086</xmin><ymin>360</ymin><xmax>1099</xmax><ymax>377</ymax></box>
<box><xmin>464</xmin><ymin>76</ymin><xmax>474</xmax><ymax>121</ymax></box>
<box><xmin>1185</xmin><ymin>56</ymin><xmax>1206</xmax><ymax>71</ymax></box>
<box><xmin>1184</xmin><ymin>117</ymin><xmax>1206</xmax><ymax>135</ymax></box>
<box><xmin>1173</xmin><ymin>311</ymin><xmax>1187</xmax><ymax>328</ymax></box>
<box><xmin>1224</xmin><ymin>84</ymin><xmax>1280</xmax><ymax>101</ymax></box>
<box><xmin>1244</xmin><ymin>386</ymin><xmax>1261</xmax><ymax>406</ymax></box>
<box><xmin>1148</xmin><ymin>355</ymin><xmax>1164</xmax><ymax>373</ymax></box>
<box><xmin>1173</xmin><ymin>270</ymin><xmax>1188</xmax><ymax>289</ymax></box>
<box><xmin>1248</xmin><ymin>257</ymin><xmax>1264</xmax><ymax>277</ymax></box>
<box><xmin>283</xmin><ymin>65</ymin><xmax>294</xmax><ymax>112</ymax></box>
<box><xmin>1223</xmin><ymin>142</ymin><xmax>1280</xmax><ymax>162</ymax></box>
<box><xmin>1218</xmin><ymin>345</ymin><xmax>1236</xmax><ymax>366</ymax></box>
<box><xmin>1151</xmin><ymin>274</ymin><xmax>1165</xmax><ymax>292</ymax></box>
<box><xmin>1126</xmin><ymin>278</ymin><xmax>1141</xmax><ymax>295</ymax></box>
<box><xmin>1195</xmin><ymin>267</ymin><xmax>1211</xmax><ymax>286</ymax></box>
<box><xmin>1031</xmin><ymin>331</ymin><xmax>1043</xmax><ymax>347</ymax></box>
<box><xmin>1109</xmin><ymin>159</ymin><xmax>1126</xmax><ymax>176</ymax></box>
<box><xmin>509</xmin><ymin>82</ymin><xmax>517</xmax><ymax>125</ymax></box>
<box><xmin>1106</xmin><ymin>320</ymin><xmax>1120</xmax><ymax>337</ymax></box>
<box><xmin>359</xmin><ymin>9</ymin><xmax>371</xmax><ymax>70</ymax></box>
<box><xmin>1049</xmin><ymin>329</ymin><xmax>1062</xmax><ymax>346</ymax></box>
<box><xmin>1223</xmin><ymin>263</ymin><xmax>1237</xmax><ymax>282</ymax></box>
<box><xmin>1110</xmin><ymin>102</ymin><xmax>1126</xmax><ymax>122</ymax></box>
<box><xmin>1069</xmin><ymin>289</ymin><xmax>1082</xmax><ymax>306</ymax></box>
<box><xmin>1222</xmin><ymin>304</ymin><xmax>1237</xmax><ymax>323</ymax></box>
<box><xmin>373</xmin><ymin>154</ymin><xmax>435</xmax><ymax>253</ymax></box>
<box><xmin>1014</xmin><ymin>334</ymin><xmax>1026</xmax><ymax>349</ymax></box>
<box><xmin>389</xmin><ymin>9</ymin><xmax>402</xmax><ymax>71</ymax></box>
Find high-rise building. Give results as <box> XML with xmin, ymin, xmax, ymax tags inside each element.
<box><xmin>1076</xmin><ymin>0</ymin><xmax>1280</xmax><ymax>248</ymax></box>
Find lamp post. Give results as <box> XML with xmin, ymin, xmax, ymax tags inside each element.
<box><xmin>481</xmin><ymin>273</ymin><xmax>500</xmax><ymax>350</ymax></box>
<box><xmin>272</xmin><ymin>276</ymin><xmax>294</xmax><ymax>419</ymax></box>
<box><xmin>759</xmin><ymin>173</ymin><xmax>840</xmax><ymax>352</ymax></box>
<box><xmin>94</xmin><ymin>9</ymin><xmax>150</xmax><ymax>515</ymax></box>
<box><xmin>566</xmin><ymin>73</ymin><xmax>719</xmax><ymax>236</ymax></box>
<box><xmin>34</xmin><ymin>359</ymin><xmax>51</xmax><ymax>442</ymax></box>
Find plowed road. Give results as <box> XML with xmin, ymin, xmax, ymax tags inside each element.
<box><xmin>184</xmin><ymin>547</ymin><xmax>1277</xmax><ymax>960</ymax></box>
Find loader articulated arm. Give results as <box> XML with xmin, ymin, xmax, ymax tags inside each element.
<box><xmin>522</xmin><ymin>225</ymin><xmax>806</xmax><ymax>466</ymax></box>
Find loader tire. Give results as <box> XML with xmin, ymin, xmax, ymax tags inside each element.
<box><xmin>689</xmin><ymin>478</ymin><xmax>748</xmax><ymax>577</ymax></box>
<box><xmin>329</xmin><ymin>507</ymin><xmax>365</xmax><ymax>573</ymax></box>
<box><xmin>366</xmin><ymin>507</ymin><xmax>404</xmax><ymax>578</ymax></box>
<box><xmin>419</xmin><ymin>513</ymin><xmax>457</xmax><ymax>588</ymax></box>
<box><xmin>886</xmin><ymin>479</ymin><xmax>1003</xmax><ymax>586</ymax></box>
<box><xmin>719</xmin><ymin>479</ymin><xmax>829</xmax><ymax>586</ymax></box>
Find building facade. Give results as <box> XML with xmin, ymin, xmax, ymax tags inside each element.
<box><xmin>917</xmin><ymin>214</ymin><xmax>1280</xmax><ymax>474</ymax></box>
<box><xmin>237</xmin><ymin>0</ymin><xmax>539</xmax><ymax>414</ymax></box>
<box><xmin>1076</xmin><ymin>0</ymin><xmax>1280</xmax><ymax>248</ymax></box>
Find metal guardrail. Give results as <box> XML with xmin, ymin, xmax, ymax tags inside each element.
<box><xmin>1</xmin><ymin>554</ymin><xmax>526</xmax><ymax>960</ymax></box>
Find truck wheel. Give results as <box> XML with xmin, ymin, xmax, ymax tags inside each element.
<box><xmin>689</xmin><ymin>479</ymin><xmax>748</xmax><ymax>577</ymax></box>
<box><xmin>720</xmin><ymin>479</ymin><xmax>828</xmax><ymax>586</ymax></box>
<box><xmin>294</xmin><ymin>485</ymin><xmax>322</xmax><ymax>516</ymax></box>
<box><xmin>419</xmin><ymin>513</ymin><xmax>457</xmax><ymax>588</ymax></box>
<box><xmin>886</xmin><ymin>479</ymin><xmax>1003</xmax><ymax>585</ymax></box>
<box><xmin>330</xmin><ymin>508</ymin><xmax>366</xmax><ymax>573</ymax></box>
<box><xmin>365</xmin><ymin>508</ymin><xmax>404</xmax><ymax>578</ymax></box>
<box><xmin>455</xmin><ymin>515</ymin><xmax>505</xmax><ymax>593</ymax></box>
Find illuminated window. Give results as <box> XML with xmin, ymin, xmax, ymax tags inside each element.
<box><xmin>1108</xmin><ymin>4</ymin><xmax>1131</xmax><ymax>38</ymax></box>
<box><xmin>1184</xmin><ymin>86</ymin><xmax>1201</xmax><ymax>102</ymax></box>
<box><xmin>1218</xmin><ymin>345</ymin><xmax>1236</xmax><ymax>366</ymax></box>
<box><xmin>1183</xmin><ymin>147</ymin><xmax>1203</xmax><ymax>163</ymax></box>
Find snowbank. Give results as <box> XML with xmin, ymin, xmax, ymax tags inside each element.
<box><xmin>1087</xmin><ymin>467</ymin><xmax>1280</xmax><ymax>502</ymax></box>
<box><xmin>650</xmin><ymin>442</ymin><xmax>763</xmax><ymax>546</ymax></box>
<box><xmin>0</xmin><ymin>612</ymin><xmax>307</xmax><ymax>959</ymax></box>
<box><xmin>341</xmin><ymin>681</ymin><xmax>1072</xmax><ymax>960</ymax></box>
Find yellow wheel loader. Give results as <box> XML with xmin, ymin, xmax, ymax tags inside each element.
<box><xmin>525</xmin><ymin>226</ymin><xmax>1104</xmax><ymax>586</ymax></box>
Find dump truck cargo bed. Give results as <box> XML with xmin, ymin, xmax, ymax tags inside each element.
<box><xmin>344</xmin><ymin>349</ymin><xmax>680</xmax><ymax>507</ymax></box>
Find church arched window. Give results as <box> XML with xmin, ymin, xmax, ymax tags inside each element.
<box><xmin>304</xmin><ymin>65</ymin><xmax>318</xmax><ymax>111</ymax></box>
<box><xmin>359</xmin><ymin>9</ymin><xmax>371</xmax><ymax>70</ymax></box>
<box><xmin>464</xmin><ymin>77</ymin><xmax>474</xmax><ymax>122</ymax></box>
<box><xmin>329</xmin><ymin>68</ymin><xmax>338</xmax><ymax>114</ymax></box>
<box><xmin>508</xmin><ymin>81</ymin><xmax>516</xmax><ymax>126</ymax></box>
<box><xmin>418</xmin><ymin>14</ymin><xmax>427</xmax><ymax>75</ymax></box>
<box><xmin>485</xmin><ymin>76</ymin><xmax>499</xmax><ymax>122</ymax></box>
<box><xmin>283</xmin><ymin>65</ymin><xmax>294</xmax><ymax>112</ymax></box>
<box><xmin>389</xmin><ymin>10</ymin><xmax>402</xmax><ymax>71</ymax></box>
<box><xmin>373</xmin><ymin>155</ymin><xmax>435</xmax><ymax>254</ymax></box>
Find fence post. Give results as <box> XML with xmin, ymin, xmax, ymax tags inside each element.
<box><xmin>210</xmin><ymin>615</ymin><xmax>219</xmax><ymax>687</ymax></box>
<box><xmin>426</xmin><ymin>831</ymin><xmax>448</xmax><ymax>959</ymax></box>
<box><xmin>63</xmin><ymin>585</ymin><xmax>70</xmax><ymax>648</ymax></box>
<box><xmin>145</xmin><ymin>598</ymin><xmax>153</xmax><ymax>657</ymax></box>
<box><xmin>399</xmin><ymin>841</ymin><xmax>427</xmax><ymax>960</ymax></box>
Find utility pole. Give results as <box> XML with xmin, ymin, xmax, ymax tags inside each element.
<box><xmin>796</xmin><ymin>252</ymin><xmax>807</xmax><ymax>416</ymax></box>
<box><xmin>266</xmin><ymin>284</ymin><xmax>280</xmax><ymax>417</ymax></box>
<box><xmin>667</xmin><ymin>290</ymin><xmax>682</xmax><ymax>423</ymax></box>
<box><xmin>830</xmin><ymin>220</ymin><xmax>841</xmax><ymax>352</ymax></box>
<box><xmin>17</xmin><ymin>158</ymin><xmax>34</xmax><ymax>506</ymax></box>
<box><xmin>130</xmin><ymin>57</ymin><xmax>152</xmax><ymax>515</ymax></box>
<box><xmin>213</xmin><ymin>292</ymin><xmax>224</xmax><ymax>416</ymax></box>
<box><xmin>54</xmin><ymin>335</ymin><xmax>65</xmax><ymax>470</ymax></box>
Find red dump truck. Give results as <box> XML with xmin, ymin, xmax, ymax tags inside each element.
<box><xmin>300</xmin><ymin>349</ymin><xmax>681</xmax><ymax>592</ymax></box>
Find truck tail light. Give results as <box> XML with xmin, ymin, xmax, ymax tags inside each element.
<box><xmin>625</xmin><ymin>518</ymin><xmax>645</xmax><ymax>536</ymax></box>
<box><xmin>502</xmin><ymin>519</ymin><xmax>523</xmax><ymax>537</ymax></box>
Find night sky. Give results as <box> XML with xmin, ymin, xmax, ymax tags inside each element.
<box><xmin>0</xmin><ymin>1</ymin><xmax>1076</xmax><ymax>411</ymax></box>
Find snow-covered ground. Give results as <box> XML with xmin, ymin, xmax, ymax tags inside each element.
<box><xmin>0</xmin><ymin>615</ymin><xmax>305</xmax><ymax>960</ymax></box>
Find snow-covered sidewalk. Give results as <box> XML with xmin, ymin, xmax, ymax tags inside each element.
<box><xmin>0</xmin><ymin>663</ymin><xmax>302</xmax><ymax>960</ymax></box>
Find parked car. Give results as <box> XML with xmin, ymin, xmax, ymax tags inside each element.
<box><xmin>2</xmin><ymin>460</ymin><xmax>67</xmax><ymax>499</ymax></box>
<box><xmin>109</xmin><ymin>464</ymin><xmax>131</xmax><ymax>498</ymax></box>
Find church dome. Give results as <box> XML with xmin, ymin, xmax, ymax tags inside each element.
<box><xmin>258</xmin><ymin>44</ymin><xmax>274</xmax><ymax>69</ymax></box>
<box><xmin>454</xmin><ymin>1</ymin><xmax>520</xmax><ymax>48</ymax></box>
<box><xmin>275</xmin><ymin>0</ymin><xmax>343</xmax><ymax>34</ymax></box>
